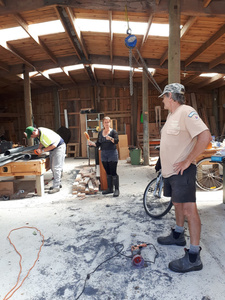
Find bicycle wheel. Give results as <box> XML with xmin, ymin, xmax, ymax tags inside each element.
<box><xmin>143</xmin><ymin>177</ymin><xmax>173</xmax><ymax>218</ymax></box>
<box><xmin>196</xmin><ymin>158</ymin><xmax>223</xmax><ymax>191</ymax></box>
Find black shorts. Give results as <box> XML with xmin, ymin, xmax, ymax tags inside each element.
<box><xmin>163</xmin><ymin>164</ymin><xmax>196</xmax><ymax>203</ymax></box>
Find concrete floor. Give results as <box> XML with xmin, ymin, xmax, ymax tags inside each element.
<box><xmin>0</xmin><ymin>157</ymin><xmax>224</xmax><ymax>300</ymax></box>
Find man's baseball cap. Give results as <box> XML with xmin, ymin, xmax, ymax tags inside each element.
<box><xmin>158</xmin><ymin>83</ymin><xmax>185</xmax><ymax>98</ymax></box>
<box><xmin>24</xmin><ymin>126</ymin><xmax>35</xmax><ymax>139</ymax></box>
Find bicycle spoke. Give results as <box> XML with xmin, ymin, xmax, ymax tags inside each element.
<box><xmin>196</xmin><ymin>158</ymin><xmax>223</xmax><ymax>191</ymax></box>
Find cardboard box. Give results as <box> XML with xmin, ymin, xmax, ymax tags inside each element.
<box><xmin>118</xmin><ymin>135</ymin><xmax>128</xmax><ymax>148</ymax></box>
<box><xmin>119</xmin><ymin>147</ymin><xmax>129</xmax><ymax>160</ymax></box>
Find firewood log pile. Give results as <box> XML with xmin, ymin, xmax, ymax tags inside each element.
<box><xmin>72</xmin><ymin>167</ymin><xmax>100</xmax><ymax>199</ymax></box>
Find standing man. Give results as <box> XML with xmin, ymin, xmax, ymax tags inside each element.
<box><xmin>157</xmin><ymin>83</ymin><xmax>211</xmax><ymax>273</ymax></box>
<box><xmin>24</xmin><ymin>126</ymin><xmax>66</xmax><ymax>194</ymax></box>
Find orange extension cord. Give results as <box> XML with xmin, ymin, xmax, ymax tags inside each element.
<box><xmin>3</xmin><ymin>226</ymin><xmax>44</xmax><ymax>300</ymax></box>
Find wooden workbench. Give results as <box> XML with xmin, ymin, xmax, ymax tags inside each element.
<box><xmin>0</xmin><ymin>156</ymin><xmax>50</xmax><ymax>196</ymax></box>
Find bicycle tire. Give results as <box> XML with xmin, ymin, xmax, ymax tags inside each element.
<box><xmin>196</xmin><ymin>158</ymin><xmax>223</xmax><ymax>191</ymax></box>
<box><xmin>143</xmin><ymin>177</ymin><xmax>173</xmax><ymax>218</ymax></box>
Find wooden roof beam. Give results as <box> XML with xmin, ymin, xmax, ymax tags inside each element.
<box><xmin>160</xmin><ymin>16</ymin><xmax>197</xmax><ymax>66</ymax></box>
<box><xmin>203</xmin><ymin>0</ymin><xmax>212</xmax><ymax>8</ymax></box>
<box><xmin>0</xmin><ymin>0</ymin><xmax>5</xmax><ymax>7</ymax></box>
<box><xmin>198</xmin><ymin>73</ymin><xmax>224</xmax><ymax>88</ymax></box>
<box><xmin>0</xmin><ymin>42</ymin><xmax>35</xmax><ymax>70</ymax></box>
<box><xmin>109</xmin><ymin>11</ymin><xmax>113</xmax><ymax>63</ymax></box>
<box><xmin>204</xmin><ymin>76</ymin><xmax>225</xmax><ymax>90</ymax></box>
<box><xmin>55</xmin><ymin>6</ymin><xmax>87</xmax><ymax>60</ymax></box>
<box><xmin>43</xmin><ymin>72</ymin><xmax>63</xmax><ymax>88</ymax></box>
<box><xmin>84</xmin><ymin>64</ymin><xmax>97</xmax><ymax>83</ymax></box>
<box><xmin>185</xmin><ymin>23</ymin><xmax>225</xmax><ymax>67</ymax></box>
<box><xmin>13</xmin><ymin>13</ymin><xmax>58</xmax><ymax>65</ymax></box>
<box><xmin>209</xmin><ymin>52</ymin><xmax>225</xmax><ymax>69</ymax></box>
<box><xmin>182</xmin><ymin>72</ymin><xmax>201</xmax><ymax>85</ymax></box>
<box><xmin>0</xmin><ymin>37</ymin><xmax>64</xmax><ymax>88</ymax></box>
<box><xmin>141</xmin><ymin>14</ymin><xmax>154</xmax><ymax>47</ymax></box>
<box><xmin>65</xmin><ymin>7</ymin><xmax>89</xmax><ymax>60</ymax></box>
<box><xmin>14</xmin><ymin>13</ymin><xmax>77</xmax><ymax>86</ymax></box>
<box><xmin>0</xmin><ymin>0</ymin><xmax>225</xmax><ymax>16</ymax></box>
<box><xmin>0</xmin><ymin>60</ymin><xmax>9</xmax><ymax>72</ymax></box>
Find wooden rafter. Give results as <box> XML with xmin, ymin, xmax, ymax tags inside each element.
<box><xmin>0</xmin><ymin>60</ymin><xmax>9</xmax><ymax>72</ymax></box>
<box><xmin>0</xmin><ymin>0</ymin><xmax>5</xmax><ymax>7</ymax></box>
<box><xmin>0</xmin><ymin>41</ymin><xmax>64</xmax><ymax>88</ymax></box>
<box><xmin>182</xmin><ymin>72</ymin><xmax>201</xmax><ymax>85</ymax></box>
<box><xmin>0</xmin><ymin>0</ymin><xmax>225</xmax><ymax>17</ymax></box>
<box><xmin>1</xmin><ymin>43</ymin><xmax>35</xmax><ymax>70</ymax></box>
<box><xmin>13</xmin><ymin>13</ymin><xmax>58</xmax><ymax>64</ymax></box>
<box><xmin>209</xmin><ymin>52</ymin><xmax>225</xmax><ymax>69</ymax></box>
<box><xmin>185</xmin><ymin>23</ymin><xmax>225</xmax><ymax>67</ymax></box>
<box><xmin>65</xmin><ymin>7</ymin><xmax>89</xmax><ymax>60</ymax></box>
<box><xmin>205</xmin><ymin>77</ymin><xmax>225</xmax><ymax>89</ymax></box>
<box><xmin>84</xmin><ymin>64</ymin><xmax>97</xmax><ymax>83</ymax></box>
<box><xmin>109</xmin><ymin>11</ymin><xmax>113</xmax><ymax>63</ymax></box>
<box><xmin>203</xmin><ymin>0</ymin><xmax>212</xmax><ymax>8</ymax></box>
<box><xmin>140</xmin><ymin>14</ymin><xmax>154</xmax><ymax>49</ymax></box>
<box><xmin>13</xmin><ymin>13</ymin><xmax>77</xmax><ymax>86</ymax></box>
<box><xmin>198</xmin><ymin>73</ymin><xmax>224</xmax><ymax>88</ymax></box>
<box><xmin>55</xmin><ymin>6</ymin><xmax>86</xmax><ymax>60</ymax></box>
<box><xmin>160</xmin><ymin>16</ymin><xmax>197</xmax><ymax>66</ymax></box>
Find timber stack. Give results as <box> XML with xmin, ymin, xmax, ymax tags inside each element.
<box><xmin>73</xmin><ymin>167</ymin><xmax>100</xmax><ymax>198</ymax></box>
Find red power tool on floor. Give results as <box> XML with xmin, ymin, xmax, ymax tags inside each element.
<box><xmin>131</xmin><ymin>243</ymin><xmax>148</xmax><ymax>267</ymax></box>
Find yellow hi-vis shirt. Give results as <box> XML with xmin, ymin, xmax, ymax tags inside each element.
<box><xmin>39</xmin><ymin>127</ymin><xmax>61</xmax><ymax>148</ymax></box>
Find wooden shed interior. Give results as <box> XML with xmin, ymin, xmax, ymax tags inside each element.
<box><xmin>0</xmin><ymin>0</ymin><xmax>225</xmax><ymax>157</ymax></box>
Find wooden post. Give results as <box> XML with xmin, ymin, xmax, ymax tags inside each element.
<box><xmin>131</xmin><ymin>83</ymin><xmax>138</xmax><ymax>146</ymax></box>
<box><xmin>142</xmin><ymin>71</ymin><xmax>149</xmax><ymax>165</ymax></box>
<box><xmin>168</xmin><ymin>0</ymin><xmax>181</xmax><ymax>84</ymax></box>
<box><xmin>24</xmin><ymin>65</ymin><xmax>33</xmax><ymax>146</ymax></box>
<box><xmin>212</xmin><ymin>89</ymin><xmax>219</xmax><ymax>136</ymax></box>
<box><xmin>53</xmin><ymin>87</ymin><xmax>61</xmax><ymax>131</ymax></box>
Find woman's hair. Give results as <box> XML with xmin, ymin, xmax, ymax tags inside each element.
<box><xmin>103</xmin><ymin>116</ymin><xmax>111</xmax><ymax>121</ymax></box>
<box><xmin>102</xmin><ymin>116</ymin><xmax>111</xmax><ymax>129</ymax></box>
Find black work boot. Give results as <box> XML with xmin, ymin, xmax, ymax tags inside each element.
<box><xmin>112</xmin><ymin>175</ymin><xmax>119</xmax><ymax>197</ymax></box>
<box><xmin>157</xmin><ymin>228</ymin><xmax>186</xmax><ymax>246</ymax></box>
<box><xmin>169</xmin><ymin>248</ymin><xmax>203</xmax><ymax>273</ymax></box>
<box><xmin>102</xmin><ymin>175</ymin><xmax>113</xmax><ymax>195</ymax></box>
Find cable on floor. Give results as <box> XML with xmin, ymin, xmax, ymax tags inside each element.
<box><xmin>3</xmin><ymin>226</ymin><xmax>44</xmax><ymax>300</ymax></box>
<box><xmin>75</xmin><ymin>242</ymin><xmax>158</xmax><ymax>300</ymax></box>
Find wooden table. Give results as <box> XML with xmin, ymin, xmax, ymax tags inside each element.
<box><xmin>0</xmin><ymin>156</ymin><xmax>50</xmax><ymax>196</ymax></box>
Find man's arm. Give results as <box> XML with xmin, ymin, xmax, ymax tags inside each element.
<box><xmin>173</xmin><ymin>129</ymin><xmax>212</xmax><ymax>175</ymax></box>
<box><xmin>36</xmin><ymin>143</ymin><xmax>56</xmax><ymax>154</ymax></box>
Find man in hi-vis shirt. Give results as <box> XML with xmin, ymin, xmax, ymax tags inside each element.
<box><xmin>24</xmin><ymin>126</ymin><xmax>66</xmax><ymax>194</ymax></box>
<box><xmin>157</xmin><ymin>83</ymin><xmax>211</xmax><ymax>273</ymax></box>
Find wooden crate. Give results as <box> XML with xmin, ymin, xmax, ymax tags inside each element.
<box><xmin>67</xmin><ymin>143</ymin><xmax>79</xmax><ymax>157</ymax></box>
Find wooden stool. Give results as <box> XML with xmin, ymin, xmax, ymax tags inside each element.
<box><xmin>67</xmin><ymin>143</ymin><xmax>79</xmax><ymax>157</ymax></box>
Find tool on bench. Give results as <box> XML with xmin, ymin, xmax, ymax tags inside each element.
<box><xmin>131</xmin><ymin>243</ymin><xmax>148</xmax><ymax>267</ymax></box>
<box><xmin>34</xmin><ymin>149</ymin><xmax>43</xmax><ymax>155</ymax></box>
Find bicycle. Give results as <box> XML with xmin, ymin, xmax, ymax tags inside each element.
<box><xmin>143</xmin><ymin>168</ymin><xmax>172</xmax><ymax>219</ymax></box>
<box><xmin>143</xmin><ymin>157</ymin><xmax>224</xmax><ymax>219</ymax></box>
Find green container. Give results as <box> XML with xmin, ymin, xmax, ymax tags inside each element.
<box><xmin>129</xmin><ymin>148</ymin><xmax>141</xmax><ymax>165</ymax></box>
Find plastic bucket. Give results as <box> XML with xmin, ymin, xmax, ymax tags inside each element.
<box><xmin>129</xmin><ymin>148</ymin><xmax>141</xmax><ymax>165</ymax></box>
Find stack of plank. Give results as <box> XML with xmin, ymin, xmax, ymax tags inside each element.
<box><xmin>72</xmin><ymin>167</ymin><xmax>100</xmax><ymax>198</ymax></box>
